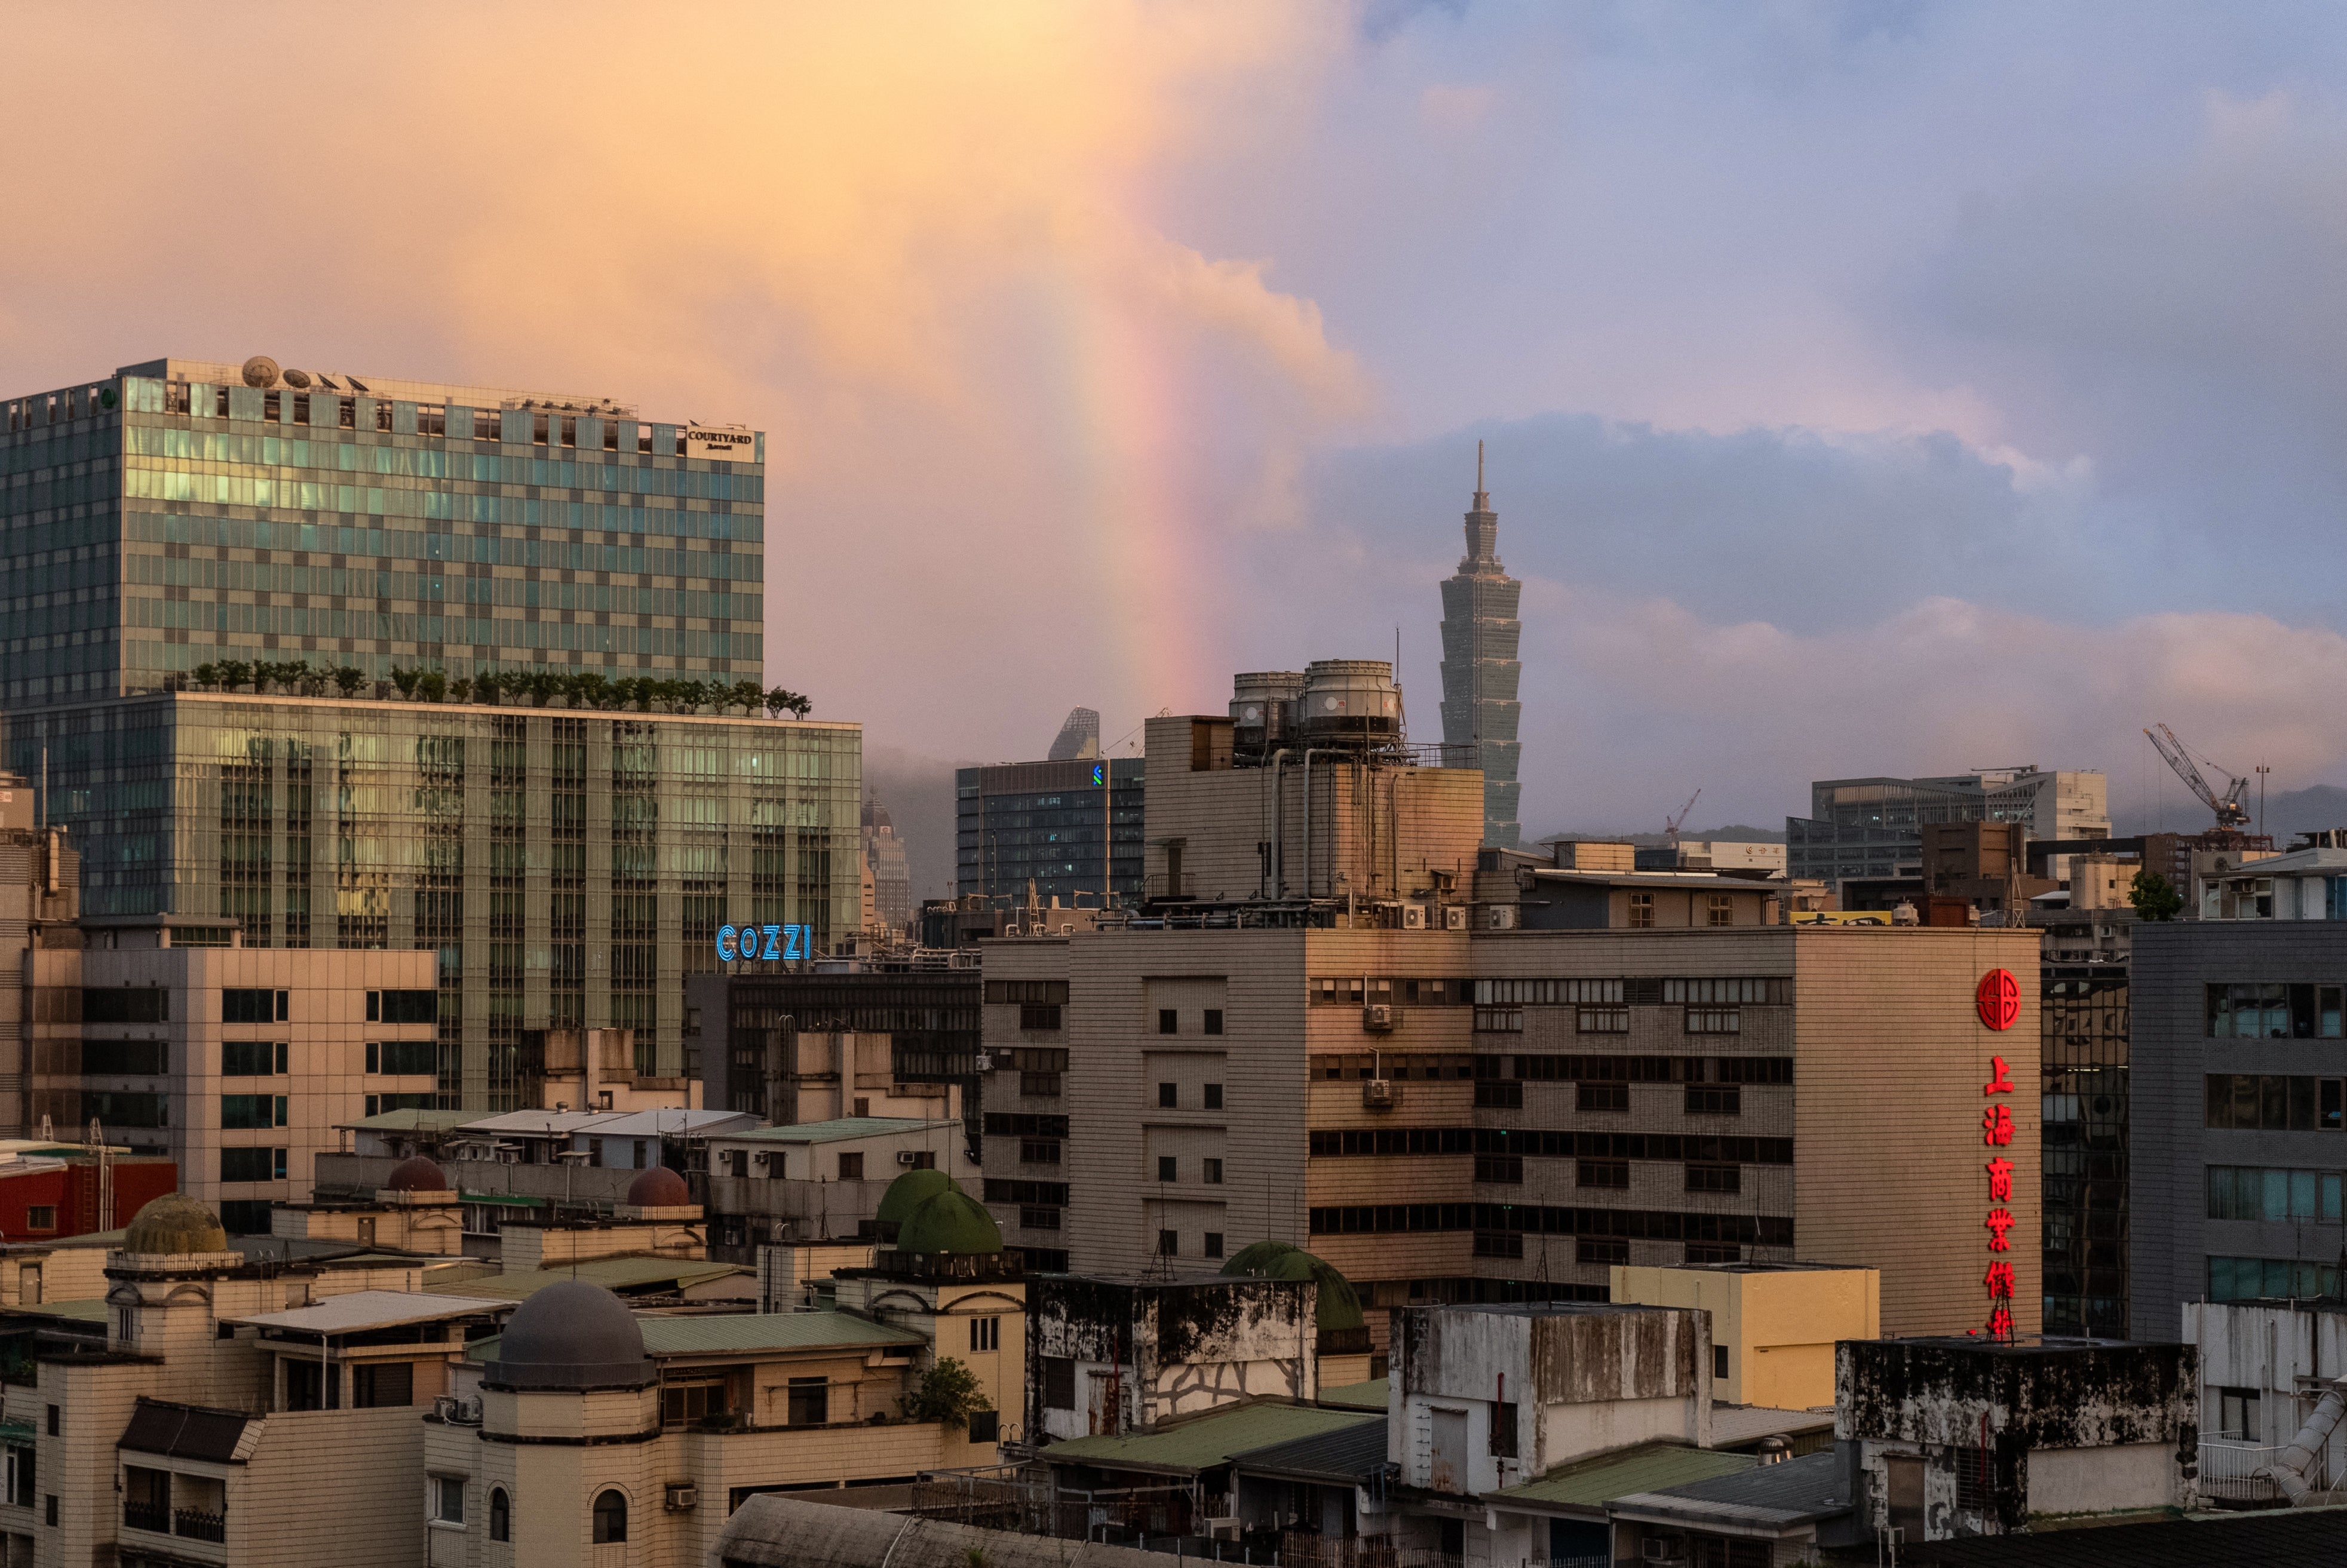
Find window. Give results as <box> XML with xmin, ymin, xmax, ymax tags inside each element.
<box><xmin>352</xmin><ymin>1361</ymin><xmax>413</xmax><ymax>1408</ymax></box>
<box><xmin>1204</xmin><ymin>1083</ymin><xmax>1223</xmax><ymax>1110</ymax></box>
<box><xmin>2211</xmin><ymin>1256</ymin><xmax>2343</xmax><ymax>1302</ymax></box>
<box><xmin>1629</xmin><ymin>892</ymin><xmax>1655</xmax><ymax>928</ymax></box>
<box><xmin>1019</xmin><ymin>1002</ymin><xmax>1063</xmax><ymax>1030</ymax></box>
<box><xmin>1706</xmin><ymin>894</ymin><xmax>1734</xmax><ymax>928</ymax></box>
<box><xmin>223</xmin><ymin>988</ymin><xmax>287</xmax><ymax>1023</ymax></box>
<box><xmin>1019</xmin><ymin>1139</ymin><xmax>1061</xmax><ymax>1165</ymax></box>
<box><xmin>1474</xmin><ymin>1154</ymin><xmax>1524</xmax><ymax>1184</ymax></box>
<box><xmin>1019</xmin><ymin>1205</ymin><xmax>1061</xmax><ymax>1230</ymax></box>
<box><xmin>1473</xmin><ymin>1231</ymin><xmax>1524</xmax><ymax>1259</ymax></box>
<box><xmin>222</xmin><ymin>1041</ymin><xmax>284</xmax><ymax>1077</ymax></box>
<box><xmin>1158</xmin><ymin>1156</ymin><xmax>1177</xmax><ymax>1182</ymax></box>
<box><xmin>837</xmin><ymin>1153</ymin><xmax>864</xmax><ymax>1180</ymax></box>
<box><xmin>1686</xmin><ymin>1163</ymin><xmax>1742</xmax><ymax>1194</ymax></box>
<box><xmin>1578</xmin><ymin>1082</ymin><xmax>1629</xmax><ymax>1113</ymax></box>
<box><xmin>1685</xmin><ymin>1009</ymin><xmax>1742</xmax><ymax>1035</ymax></box>
<box><xmin>1156</xmin><ymin>1229</ymin><xmax>1179</xmax><ymax>1257</ymax></box>
<box><xmin>43</xmin><ymin>1407</ymin><xmax>56</xmax><ymax>1437</ymax></box>
<box><xmin>1578</xmin><ymin>1008</ymin><xmax>1629</xmax><ymax>1033</ymax></box>
<box><xmin>592</xmin><ymin>1489</ymin><xmax>627</xmax><ymax>1544</ymax></box>
<box><xmin>1475</xmin><ymin>1079</ymin><xmax>1524</xmax><ymax>1109</ymax></box>
<box><xmin>1578</xmin><ymin>1159</ymin><xmax>1630</xmax><ymax>1189</ymax></box>
<box><xmin>1714</xmin><ymin>1345</ymin><xmax>1729</xmax><ymax>1380</ymax></box>
<box><xmin>969</xmin><ymin>1410</ymin><xmax>1001</xmax><ymax>1443</ymax></box>
<box><xmin>81</xmin><ymin>987</ymin><xmax>168</xmax><ymax>1024</ymax></box>
<box><xmin>220</xmin><ymin>1147</ymin><xmax>286</xmax><ymax>1183</ymax></box>
<box><xmin>1490</xmin><ymin>1401</ymin><xmax>1519</xmax><ymax>1458</ymax></box>
<box><xmin>2218</xmin><ymin>1386</ymin><xmax>2263</xmax><ymax>1442</ymax></box>
<box><xmin>366</xmin><ymin>990</ymin><xmax>437</xmax><ymax>1024</ymax></box>
<box><xmin>429</xmin><ymin>1477</ymin><xmax>465</xmax><ymax>1525</ymax></box>
<box><xmin>1158</xmin><ymin>1008</ymin><xmax>1179</xmax><ymax>1035</ymax></box>
<box><xmin>1203</xmin><ymin>1009</ymin><xmax>1224</xmax><ymax>1035</ymax></box>
<box><xmin>662</xmin><ymin>1380</ymin><xmax>725</xmax><ymax>1426</ymax></box>
<box><xmin>1158</xmin><ymin>1082</ymin><xmax>1177</xmax><ymax>1109</ymax></box>
<box><xmin>5</xmin><ymin>1444</ymin><xmax>29</xmax><ymax>1508</ymax></box>
<box><xmin>2207</xmin><ymin>983</ymin><xmax>2291</xmax><ymax>1038</ymax></box>
<box><xmin>1473</xmin><ymin>1008</ymin><xmax>1524</xmax><ymax>1033</ymax></box>
<box><xmin>222</xmin><ymin>1094</ymin><xmax>282</xmax><ymax>1130</ymax></box>
<box><xmin>286</xmin><ymin>1360</ymin><xmax>339</xmax><ymax>1410</ymax></box>
<box><xmin>1716</xmin><ymin>1057</ymin><xmax>1793</xmax><ymax>1085</ymax></box>
<box><xmin>1202</xmin><ymin>1158</ymin><xmax>1224</xmax><ymax>1185</ymax></box>
<box><xmin>1953</xmin><ymin>1444</ymin><xmax>1993</xmax><ymax>1515</ymax></box>
<box><xmin>489</xmin><ymin>1489</ymin><xmax>510</xmax><ymax>1542</ymax></box>
<box><xmin>20</xmin><ymin>1207</ymin><xmax>54</xmax><ymax>1234</ymax></box>
<box><xmin>2208</xmin><ymin>1166</ymin><xmax>2345</xmax><ymax>1222</ymax></box>
<box><xmin>787</xmin><ymin>1377</ymin><xmax>828</xmax><ymax>1426</ymax></box>
<box><xmin>1204</xmin><ymin>1232</ymin><xmax>1224</xmax><ymax>1258</ymax></box>
<box><xmin>852</xmin><ymin>1097</ymin><xmax>871</xmax><ymax>1117</ymax></box>
<box><xmin>1685</xmin><ymin>1241</ymin><xmax>1740</xmax><ymax>1264</ymax></box>
<box><xmin>81</xmin><ymin>1039</ymin><xmax>166</xmax><ymax>1074</ymax></box>
<box><xmin>1577</xmin><ymin>1238</ymin><xmax>1629</xmax><ymax>1265</ymax></box>
<box><xmin>2205</xmin><ymin>1075</ymin><xmax>2331</xmax><ymax>1131</ymax></box>
<box><xmin>970</xmin><ymin>1316</ymin><xmax>999</xmax><ymax>1352</ymax></box>
<box><xmin>368</xmin><ymin>1040</ymin><xmax>436</xmax><ymax>1075</ymax></box>
<box><xmin>1685</xmin><ymin>1085</ymin><xmax>1742</xmax><ymax>1116</ymax></box>
<box><xmin>1043</xmin><ymin>1357</ymin><xmax>1076</xmax><ymax>1410</ymax></box>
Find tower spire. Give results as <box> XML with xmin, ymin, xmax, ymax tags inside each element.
<box><xmin>1472</xmin><ymin>439</ymin><xmax>1489</xmax><ymax>512</ymax></box>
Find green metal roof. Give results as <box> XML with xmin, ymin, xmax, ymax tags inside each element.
<box><xmin>1320</xmin><ymin>1377</ymin><xmax>1387</xmax><ymax>1411</ymax></box>
<box><xmin>468</xmin><ymin>1311</ymin><xmax>921</xmax><ymax>1366</ymax></box>
<box><xmin>1487</xmin><ymin>1443</ymin><xmax>1755</xmax><ymax>1514</ymax></box>
<box><xmin>0</xmin><ymin>1298</ymin><xmax>106</xmax><ymax>1324</ymax></box>
<box><xmin>1042</xmin><ymin>1404</ymin><xmax>1380</xmax><ymax>1477</ymax></box>
<box><xmin>721</xmin><ymin>1118</ymin><xmax>950</xmax><ymax>1145</ymax></box>
<box><xmin>456</xmin><ymin>1192</ymin><xmax>546</xmax><ymax>1208</ymax></box>
<box><xmin>443</xmin><ymin>1257</ymin><xmax>747</xmax><ymax>1302</ymax></box>
<box><xmin>0</xmin><ymin>1421</ymin><xmax>31</xmax><ymax>1444</ymax></box>
<box><xmin>344</xmin><ymin>1109</ymin><xmax>475</xmax><ymax>1132</ymax></box>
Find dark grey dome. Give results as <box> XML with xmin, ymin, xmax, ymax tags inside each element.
<box><xmin>483</xmin><ymin>1280</ymin><xmax>654</xmax><ymax>1391</ymax></box>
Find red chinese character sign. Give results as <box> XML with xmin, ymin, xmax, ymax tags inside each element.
<box><xmin>1977</xmin><ymin>974</ymin><xmax>2020</xmax><ymax>1339</ymax></box>
<box><xmin>1976</xmin><ymin>969</ymin><xmax>2020</xmax><ymax>1032</ymax></box>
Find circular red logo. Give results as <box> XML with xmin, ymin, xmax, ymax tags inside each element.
<box><xmin>1977</xmin><ymin>969</ymin><xmax>2020</xmax><ymax>1032</ymax></box>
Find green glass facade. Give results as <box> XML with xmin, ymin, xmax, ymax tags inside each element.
<box><xmin>8</xmin><ymin>694</ymin><xmax>860</xmax><ymax>1110</ymax></box>
<box><xmin>2</xmin><ymin>357</ymin><xmax>849</xmax><ymax>1114</ymax></box>
<box><xmin>2</xmin><ymin>358</ymin><xmax>762</xmax><ymax>707</ymax></box>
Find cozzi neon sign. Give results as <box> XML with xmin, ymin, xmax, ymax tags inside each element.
<box><xmin>716</xmin><ymin>923</ymin><xmax>814</xmax><ymax>962</ymax></box>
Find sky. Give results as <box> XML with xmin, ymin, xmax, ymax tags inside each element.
<box><xmin>9</xmin><ymin>2</ymin><xmax>2347</xmax><ymax>886</ymax></box>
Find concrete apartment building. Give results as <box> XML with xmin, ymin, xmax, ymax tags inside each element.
<box><xmin>975</xmin><ymin>665</ymin><xmax>2041</xmax><ymax>1343</ymax></box>
<box><xmin>1</xmin><ymin>357</ymin><xmax>863</xmax><ymax>1115</ymax></box>
<box><xmin>2130</xmin><ymin>919</ymin><xmax>2347</xmax><ymax>1339</ymax></box>
<box><xmin>1787</xmin><ymin>768</ymin><xmax>2110</xmax><ymax>887</ymax></box>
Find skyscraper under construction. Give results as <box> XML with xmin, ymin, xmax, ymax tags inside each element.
<box><xmin>1438</xmin><ymin>443</ymin><xmax>1523</xmax><ymax>848</ymax></box>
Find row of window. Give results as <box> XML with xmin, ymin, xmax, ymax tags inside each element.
<box><xmin>1155</xmin><ymin>1156</ymin><xmax>1225</xmax><ymax>1185</ymax></box>
<box><xmin>1501</xmin><ymin>1054</ymin><xmax>1793</xmax><ymax>1084</ymax></box>
<box><xmin>1306</xmin><ymin>1128</ymin><xmax>1793</xmax><ymax>1164</ymax></box>
<box><xmin>1156</xmin><ymin>1082</ymin><xmax>1224</xmax><ymax>1110</ymax></box>
<box><xmin>1310</xmin><ymin>977</ymin><xmax>1793</xmax><ymax>1007</ymax></box>
<box><xmin>222</xmin><ymin>1147</ymin><xmax>290</xmax><ymax>1184</ymax></box>
<box><xmin>2207</xmin><ymin>1166</ymin><xmax>2346</xmax><ymax>1223</ymax></box>
<box><xmin>1478</xmin><ymin>1155</ymin><xmax>1746</xmax><ymax>1193</ymax></box>
<box><xmin>981</xmin><ymin>1113</ymin><xmax>1070</xmax><ymax>1139</ymax></box>
<box><xmin>78</xmin><ymin>1040</ymin><xmax>428</xmax><ymax>1079</ymax></box>
<box><xmin>1626</xmin><ymin>892</ymin><xmax>1743</xmax><ymax>929</ymax></box>
<box><xmin>429</xmin><ymin>1478</ymin><xmax>621</xmax><ymax>1544</ymax></box>
<box><xmin>2208</xmin><ymin>1256</ymin><xmax>2343</xmax><ymax>1303</ymax></box>
<box><xmin>2204</xmin><ymin>1075</ymin><xmax>2346</xmax><ymax>1131</ymax></box>
<box><xmin>2207</xmin><ymin>983</ymin><xmax>2345</xmax><ymax>1039</ymax></box>
<box><xmin>1307</xmin><ymin>1203</ymin><xmax>1794</xmax><ymax>1245</ymax></box>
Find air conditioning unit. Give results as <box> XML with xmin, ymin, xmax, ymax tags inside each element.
<box><xmin>1487</xmin><ymin>906</ymin><xmax>1517</xmax><ymax>931</ymax></box>
<box><xmin>1640</xmin><ymin>1540</ymin><xmax>1686</xmax><ymax>1566</ymax></box>
<box><xmin>665</xmin><ymin>1482</ymin><xmax>700</xmax><ymax>1511</ymax></box>
<box><xmin>1362</xmin><ymin>1004</ymin><xmax>1396</xmax><ymax>1032</ymax></box>
<box><xmin>1401</xmin><ymin>904</ymin><xmax>1428</xmax><ymax>930</ymax></box>
<box><xmin>897</xmin><ymin>1150</ymin><xmax>919</xmax><ymax>1166</ymax></box>
<box><xmin>1361</xmin><ymin>1079</ymin><xmax>1395</xmax><ymax>1111</ymax></box>
<box><xmin>1443</xmin><ymin>906</ymin><xmax>1469</xmax><ymax>931</ymax></box>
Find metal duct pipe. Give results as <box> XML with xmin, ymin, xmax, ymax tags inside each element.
<box><xmin>1267</xmin><ymin>750</ymin><xmax>1291</xmax><ymax>897</ymax></box>
<box><xmin>2264</xmin><ymin>1377</ymin><xmax>2347</xmax><ymax>1504</ymax></box>
<box><xmin>1301</xmin><ymin>749</ymin><xmax>1340</xmax><ymax>901</ymax></box>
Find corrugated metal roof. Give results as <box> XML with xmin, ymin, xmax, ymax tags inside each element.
<box><xmin>455</xmin><ymin>1109</ymin><xmax>628</xmax><ymax>1135</ymax></box>
<box><xmin>3</xmin><ymin>1297</ymin><xmax>107</xmax><ymax>1323</ymax></box>
<box><xmin>119</xmin><ymin>1399</ymin><xmax>253</xmax><ymax>1465</ymax></box>
<box><xmin>443</xmin><ymin>1257</ymin><xmax>747</xmax><ymax>1302</ymax></box>
<box><xmin>1609</xmin><ymin>1449</ymin><xmax>1845</xmax><ymax>1530</ymax></box>
<box><xmin>717</xmin><ymin>1118</ymin><xmax>955</xmax><ymax>1145</ymax></box>
<box><xmin>1231</xmin><ymin>1418</ymin><xmax>1390</xmax><ymax>1483</ymax></box>
<box><xmin>582</xmin><ymin>1109</ymin><xmax>761</xmax><ymax>1139</ymax></box>
<box><xmin>339</xmin><ymin>1108</ymin><xmax>476</xmax><ymax>1133</ymax></box>
<box><xmin>469</xmin><ymin>1311</ymin><xmax>922</xmax><ymax>1366</ymax></box>
<box><xmin>1487</xmin><ymin>1443</ymin><xmax>1754</xmax><ymax>1513</ymax></box>
<box><xmin>1709</xmin><ymin>1404</ymin><xmax>1834</xmax><ymax>1449</ymax></box>
<box><xmin>225</xmin><ymin>1290</ymin><xmax>512</xmax><ymax>1335</ymax></box>
<box><xmin>1320</xmin><ymin>1377</ymin><xmax>1387</xmax><ymax>1411</ymax></box>
<box><xmin>1042</xmin><ymin>1405</ymin><xmax>1379</xmax><ymax>1477</ymax></box>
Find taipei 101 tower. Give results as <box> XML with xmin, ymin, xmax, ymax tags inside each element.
<box><xmin>1438</xmin><ymin>442</ymin><xmax>1523</xmax><ymax>848</ymax></box>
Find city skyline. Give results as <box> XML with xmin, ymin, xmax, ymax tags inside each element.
<box><xmin>7</xmin><ymin>7</ymin><xmax>2347</xmax><ymax>843</ymax></box>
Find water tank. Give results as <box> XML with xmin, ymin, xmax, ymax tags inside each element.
<box><xmin>1231</xmin><ymin>671</ymin><xmax>1306</xmax><ymax>750</ymax></box>
<box><xmin>1299</xmin><ymin>659</ymin><xmax>1401</xmax><ymax>741</ymax></box>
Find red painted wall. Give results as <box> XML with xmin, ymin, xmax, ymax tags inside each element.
<box><xmin>0</xmin><ymin>1157</ymin><xmax>177</xmax><ymax>1242</ymax></box>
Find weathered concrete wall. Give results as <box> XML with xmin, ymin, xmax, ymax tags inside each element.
<box><xmin>2026</xmin><ymin>1441</ymin><xmax>2179</xmax><ymax>1516</ymax></box>
<box><xmin>1026</xmin><ymin>1275</ymin><xmax>1315</xmax><ymax>1439</ymax></box>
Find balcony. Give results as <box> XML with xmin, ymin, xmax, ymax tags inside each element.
<box><xmin>124</xmin><ymin>1501</ymin><xmax>170</xmax><ymax>1533</ymax></box>
<box><xmin>2198</xmin><ymin>1440</ymin><xmax>2290</xmax><ymax>1507</ymax></box>
<box><xmin>175</xmin><ymin>1507</ymin><xmax>228</xmax><ymax>1543</ymax></box>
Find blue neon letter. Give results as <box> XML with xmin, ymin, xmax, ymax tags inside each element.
<box><xmin>716</xmin><ymin>925</ymin><xmax>739</xmax><ymax>962</ymax></box>
<box><xmin>760</xmin><ymin>924</ymin><xmax>783</xmax><ymax>961</ymax></box>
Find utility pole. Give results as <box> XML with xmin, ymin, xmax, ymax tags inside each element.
<box><xmin>2257</xmin><ymin>765</ymin><xmax>2272</xmax><ymax>837</ymax></box>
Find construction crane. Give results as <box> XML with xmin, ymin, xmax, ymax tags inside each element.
<box><xmin>1665</xmin><ymin>788</ymin><xmax>1701</xmax><ymax>846</ymax></box>
<box><xmin>2144</xmin><ymin>723</ymin><xmax>2252</xmax><ymax>831</ymax></box>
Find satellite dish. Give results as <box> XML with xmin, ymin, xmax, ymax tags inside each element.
<box><xmin>241</xmin><ymin>356</ymin><xmax>281</xmax><ymax>389</ymax></box>
<box><xmin>281</xmin><ymin>368</ymin><xmax>312</xmax><ymax>389</ymax></box>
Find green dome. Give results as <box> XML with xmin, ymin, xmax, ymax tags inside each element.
<box><xmin>876</xmin><ymin>1168</ymin><xmax>961</xmax><ymax>1229</ymax></box>
<box><xmin>1222</xmin><ymin>1242</ymin><xmax>1366</xmax><ymax>1333</ymax></box>
<box><xmin>895</xmin><ymin>1189</ymin><xmax>1003</xmax><ymax>1256</ymax></box>
<box><xmin>122</xmin><ymin>1192</ymin><xmax>229</xmax><ymax>1256</ymax></box>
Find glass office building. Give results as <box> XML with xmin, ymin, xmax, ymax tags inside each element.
<box><xmin>955</xmin><ymin>757</ymin><xmax>1144</xmax><ymax>906</ymax></box>
<box><xmin>2</xmin><ymin>357</ymin><xmax>855</xmax><ymax>1112</ymax></box>
<box><xmin>1</xmin><ymin>357</ymin><xmax>762</xmax><ymax>705</ymax></box>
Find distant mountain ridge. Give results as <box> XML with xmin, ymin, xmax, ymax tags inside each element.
<box><xmin>2113</xmin><ymin>783</ymin><xmax>2347</xmax><ymax>844</ymax></box>
<box><xmin>1531</xmin><ymin>824</ymin><xmax>1787</xmax><ymax>846</ymax></box>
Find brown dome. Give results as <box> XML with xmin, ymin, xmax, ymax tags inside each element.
<box><xmin>626</xmin><ymin>1165</ymin><xmax>689</xmax><ymax>1207</ymax></box>
<box><xmin>383</xmin><ymin>1155</ymin><xmax>450</xmax><ymax>1192</ymax></box>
